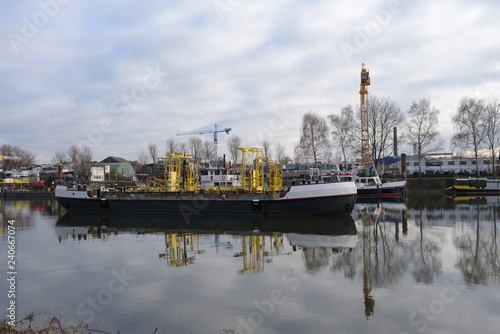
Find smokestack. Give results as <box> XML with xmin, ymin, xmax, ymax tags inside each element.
<box><xmin>393</xmin><ymin>127</ymin><xmax>398</xmax><ymax>157</ymax></box>
<box><xmin>58</xmin><ymin>163</ymin><xmax>63</xmax><ymax>178</ymax></box>
<box><xmin>401</xmin><ymin>152</ymin><xmax>407</xmax><ymax>180</ymax></box>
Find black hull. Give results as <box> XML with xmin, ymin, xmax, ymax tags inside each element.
<box><xmin>453</xmin><ymin>187</ymin><xmax>500</xmax><ymax>196</ymax></box>
<box><xmin>357</xmin><ymin>186</ymin><xmax>405</xmax><ymax>197</ymax></box>
<box><xmin>56</xmin><ymin>194</ymin><xmax>356</xmax><ymax>218</ymax></box>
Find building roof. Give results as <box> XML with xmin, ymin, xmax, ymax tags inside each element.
<box><xmin>99</xmin><ymin>156</ymin><xmax>129</xmax><ymax>164</ymax></box>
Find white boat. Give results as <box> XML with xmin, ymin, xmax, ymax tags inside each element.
<box><xmin>326</xmin><ymin>165</ymin><xmax>407</xmax><ymax>198</ymax></box>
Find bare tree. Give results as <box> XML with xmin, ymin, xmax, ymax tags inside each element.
<box><xmin>67</xmin><ymin>145</ymin><xmax>80</xmax><ymax>169</ymax></box>
<box><xmin>0</xmin><ymin>145</ymin><xmax>36</xmax><ymax>170</ymax></box>
<box><xmin>178</xmin><ymin>141</ymin><xmax>189</xmax><ymax>154</ymax></box>
<box><xmin>357</xmin><ymin>96</ymin><xmax>405</xmax><ymax>168</ymax></box>
<box><xmin>188</xmin><ymin>136</ymin><xmax>203</xmax><ymax>160</ymax></box>
<box><xmin>452</xmin><ymin>97</ymin><xmax>487</xmax><ymax>176</ymax></box>
<box><xmin>275</xmin><ymin>142</ymin><xmax>287</xmax><ymax>162</ymax></box>
<box><xmin>148</xmin><ymin>143</ymin><xmax>158</xmax><ymax>164</ymax></box>
<box><xmin>136</xmin><ymin>150</ymin><xmax>150</xmax><ymax>167</ymax></box>
<box><xmin>79</xmin><ymin>145</ymin><xmax>93</xmax><ymax>165</ymax></box>
<box><xmin>51</xmin><ymin>150</ymin><xmax>67</xmax><ymax>165</ymax></box>
<box><xmin>261</xmin><ymin>139</ymin><xmax>271</xmax><ymax>160</ymax></box>
<box><xmin>297</xmin><ymin>111</ymin><xmax>330</xmax><ymax>165</ymax></box>
<box><xmin>485</xmin><ymin>101</ymin><xmax>500</xmax><ymax>176</ymax></box>
<box><xmin>166</xmin><ymin>137</ymin><xmax>178</xmax><ymax>153</ymax></box>
<box><xmin>294</xmin><ymin>144</ymin><xmax>305</xmax><ymax>163</ymax></box>
<box><xmin>66</xmin><ymin>145</ymin><xmax>92</xmax><ymax>170</ymax></box>
<box><xmin>328</xmin><ymin>105</ymin><xmax>357</xmax><ymax>163</ymax></box>
<box><xmin>202</xmin><ymin>139</ymin><xmax>214</xmax><ymax>161</ymax></box>
<box><xmin>227</xmin><ymin>134</ymin><xmax>242</xmax><ymax>163</ymax></box>
<box><xmin>406</xmin><ymin>98</ymin><xmax>443</xmax><ymax>174</ymax></box>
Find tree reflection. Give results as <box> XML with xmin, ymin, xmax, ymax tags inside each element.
<box><xmin>327</xmin><ymin>202</ymin><xmax>445</xmax><ymax>318</ymax></box>
<box><xmin>410</xmin><ymin>207</ymin><xmax>443</xmax><ymax>284</ymax></box>
<box><xmin>302</xmin><ymin>247</ymin><xmax>334</xmax><ymax>273</ymax></box>
<box><xmin>454</xmin><ymin>205</ymin><xmax>500</xmax><ymax>285</ymax></box>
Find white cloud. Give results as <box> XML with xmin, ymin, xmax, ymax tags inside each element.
<box><xmin>1</xmin><ymin>0</ymin><xmax>499</xmax><ymax>163</ymax></box>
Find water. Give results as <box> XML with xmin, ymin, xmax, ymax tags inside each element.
<box><xmin>1</xmin><ymin>195</ymin><xmax>499</xmax><ymax>334</ymax></box>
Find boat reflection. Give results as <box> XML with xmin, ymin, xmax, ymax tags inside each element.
<box><xmin>56</xmin><ymin>213</ymin><xmax>357</xmax><ymax>273</ymax></box>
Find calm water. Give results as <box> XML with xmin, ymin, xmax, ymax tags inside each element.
<box><xmin>1</xmin><ymin>195</ymin><xmax>499</xmax><ymax>334</ymax></box>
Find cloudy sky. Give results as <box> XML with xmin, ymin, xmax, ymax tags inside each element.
<box><xmin>1</xmin><ymin>0</ymin><xmax>499</xmax><ymax>163</ymax></box>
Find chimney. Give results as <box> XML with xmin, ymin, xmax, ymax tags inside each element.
<box><xmin>393</xmin><ymin>127</ymin><xmax>398</xmax><ymax>157</ymax></box>
<box><xmin>401</xmin><ymin>152</ymin><xmax>407</xmax><ymax>180</ymax></box>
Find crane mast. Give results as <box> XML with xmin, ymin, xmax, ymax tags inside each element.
<box><xmin>176</xmin><ymin>124</ymin><xmax>231</xmax><ymax>168</ymax></box>
<box><xmin>359</xmin><ymin>63</ymin><xmax>371</xmax><ymax>167</ymax></box>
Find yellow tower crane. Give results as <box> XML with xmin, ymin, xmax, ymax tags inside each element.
<box><xmin>359</xmin><ymin>63</ymin><xmax>371</xmax><ymax>167</ymax></box>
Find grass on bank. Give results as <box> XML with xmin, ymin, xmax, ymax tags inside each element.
<box><xmin>1</xmin><ymin>313</ymin><xmax>237</xmax><ymax>334</ymax></box>
<box><xmin>1</xmin><ymin>312</ymin><xmax>160</xmax><ymax>334</ymax></box>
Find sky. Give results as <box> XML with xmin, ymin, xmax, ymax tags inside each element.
<box><xmin>1</xmin><ymin>0</ymin><xmax>499</xmax><ymax>164</ymax></box>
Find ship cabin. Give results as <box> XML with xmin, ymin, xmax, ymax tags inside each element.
<box><xmin>199</xmin><ymin>168</ymin><xmax>241</xmax><ymax>189</ymax></box>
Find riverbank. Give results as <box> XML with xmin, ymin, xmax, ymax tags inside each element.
<box><xmin>405</xmin><ymin>177</ymin><xmax>453</xmax><ymax>193</ymax></box>
<box><xmin>1</xmin><ymin>190</ymin><xmax>54</xmax><ymax>198</ymax></box>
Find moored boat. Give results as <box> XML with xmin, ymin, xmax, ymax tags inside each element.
<box><xmin>452</xmin><ymin>177</ymin><xmax>500</xmax><ymax>195</ymax></box>
<box><xmin>55</xmin><ymin>181</ymin><xmax>357</xmax><ymax>217</ymax></box>
<box><xmin>326</xmin><ymin>165</ymin><xmax>406</xmax><ymax>198</ymax></box>
<box><xmin>56</xmin><ymin>148</ymin><xmax>358</xmax><ymax>217</ymax></box>
<box><xmin>355</xmin><ymin>175</ymin><xmax>406</xmax><ymax>198</ymax></box>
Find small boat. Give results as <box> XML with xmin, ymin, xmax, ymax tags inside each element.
<box><xmin>323</xmin><ymin>165</ymin><xmax>406</xmax><ymax>198</ymax></box>
<box><xmin>452</xmin><ymin>177</ymin><xmax>500</xmax><ymax>195</ymax></box>
<box><xmin>355</xmin><ymin>174</ymin><xmax>407</xmax><ymax>198</ymax></box>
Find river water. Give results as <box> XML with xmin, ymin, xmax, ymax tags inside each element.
<box><xmin>1</xmin><ymin>195</ymin><xmax>499</xmax><ymax>334</ymax></box>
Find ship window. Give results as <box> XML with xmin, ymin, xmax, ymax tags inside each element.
<box><xmin>460</xmin><ymin>161</ymin><xmax>466</xmax><ymax>165</ymax></box>
<box><xmin>448</xmin><ymin>161</ymin><xmax>455</xmax><ymax>165</ymax></box>
<box><xmin>214</xmin><ymin>170</ymin><xmax>221</xmax><ymax>175</ymax></box>
<box><xmin>214</xmin><ymin>182</ymin><xmax>219</xmax><ymax>186</ymax></box>
<box><xmin>200</xmin><ymin>171</ymin><xmax>208</xmax><ymax>175</ymax></box>
<box><xmin>222</xmin><ymin>170</ymin><xmax>227</xmax><ymax>175</ymax></box>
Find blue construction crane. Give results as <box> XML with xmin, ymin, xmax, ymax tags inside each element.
<box><xmin>176</xmin><ymin>124</ymin><xmax>231</xmax><ymax>168</ymax></box>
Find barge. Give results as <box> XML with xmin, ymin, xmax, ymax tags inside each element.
<box><xmin>55</xmin><ymin>181</ymin><xmax>357</xmax><ymax>218</ymax></box>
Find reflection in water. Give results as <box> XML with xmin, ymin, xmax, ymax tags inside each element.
<box><xmin>408</xmin><ymin>196</ymin><xmax>500</xmax><ymax>285</ymax></box>
<box><xmin>52</xmin><ymin>196</ymin><xmax>500</xmax><ymax>325</ymax></box>
<box><xmin>2</xmin><ymin>198</ymin><xmax>500</xmax><ymax>333</ymax></box>
<box><xmin>159</xmin><ymin>233</ymin><xmax>201</xmax><ymax>267</ymax></box>
<box><xmin>233</xmin><ymin>235</ymin><xmax>282</xmax><ymax>274</ymax></box>
<box><xmin>1</xmin><ymin>198</ymin><xmax>59</xmax><ymax>236</ymax></box>
<box><xmin>452</xmin><ymin>202</ymin><xmax>500</xmax><ymax>285</ymax></box>
<box><xmin>56</xmin><ymin>213</ymin><xmax>357</xmax><ymax>275</ymax></box>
